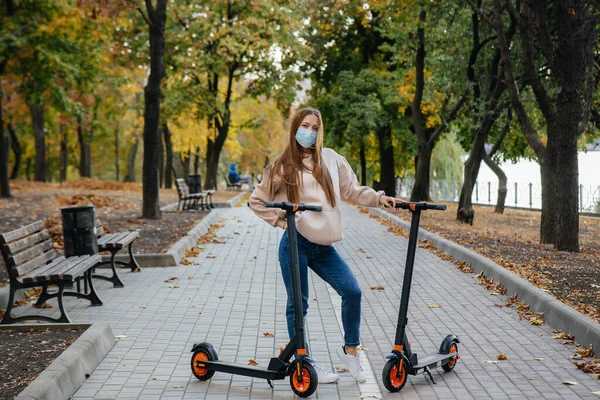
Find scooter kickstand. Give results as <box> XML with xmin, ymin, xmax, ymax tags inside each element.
<box><xmin>267</xmin><ymin>379</ymin><xmax>274</xmax><ymax>389</ymax></box>
<box><xmin>424</xmin><ymin>367</ymin><xmax>436</xmax><ymax>384</ymax></box>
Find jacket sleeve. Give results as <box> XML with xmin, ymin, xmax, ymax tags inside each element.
<box><xmin>249</xmin><ymin>166</ymin><xmax>287</xmax><ymax>229</ymax></box>
<box><xmin>337</xmin><ymin>153</ymin><xmax>385</xmax><ymax>207</ymax></box>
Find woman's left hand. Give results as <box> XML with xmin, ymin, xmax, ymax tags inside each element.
<box><xmin>379</xmin><ymin>196</ymin><xmax>405</xmax><ymax>209</ymax></box>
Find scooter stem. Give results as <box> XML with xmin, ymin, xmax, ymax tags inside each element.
<box><xmin>286</xmin><ymin>210</ymin><xmax>306</xmax><ymax>352</ymax></box>
<box><xmin>394</xmin><ymin>208</ymin><xmax>422</xmax><ymax>347</ymax></box>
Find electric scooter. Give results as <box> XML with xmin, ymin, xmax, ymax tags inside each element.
<box><xmin>382</xmin><ymin>201</ymin><xmax>460</xmax><ymax>392</ymax></box>
<box><xmin>190</xmin><ymin>201</ymin><xmax>322</xmax><ymax>398</ymax></box>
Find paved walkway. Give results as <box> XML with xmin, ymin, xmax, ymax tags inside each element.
<box><xmin>25</xmin><ymin>205</ymin><xmax>600</xmax><ymax>399</ymax></box>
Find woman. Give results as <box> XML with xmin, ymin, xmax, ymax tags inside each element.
<box><xmin>249</xmin><ymin>107</ymin><xmax>402</xmax><ymax>384</ymax></box>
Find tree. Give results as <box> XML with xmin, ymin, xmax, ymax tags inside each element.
<box><xmin>170</xmin><ymin>0</ymin><xmax>304</xmax><ymax>190</ymax></box>
<box><xmin>469</xmin><ymin>0</ymin><xmax>598</xmax><ymax>251</ymax></box>
<box><xmin>456</xmin><ymin>4</ymin><xmax>516</xmax><ymax>223</ymax></box>
<box><xmin>138</xmin><ymin>0</ymin><xmax>167</xmax><ymax>219</ymax></box>
<box><xmin>408</xmin><ymin>8</ymin><xmax>467</xmax><ymax>201</ymax></box>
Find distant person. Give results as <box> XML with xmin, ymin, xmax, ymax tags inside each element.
<box><xmin>228</xmin><ymin>163</ymin><xmax>253</xmax><ymax>191</ymax></box>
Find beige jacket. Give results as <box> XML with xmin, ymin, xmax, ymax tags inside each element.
<box><xmin>249</xmin><ymin>148</ymin><xmax>385</xmax><ymax>245</ymax></box>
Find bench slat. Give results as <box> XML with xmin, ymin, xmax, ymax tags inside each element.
<box><xmin>0</xmin><ymin>221</ymin><xmax>46</xmax><ymax>245</ymax></box>
<box><xmin>8</xmin><ymin>240</ymin><xmax>53</xmax><ymax>267</ymax></box>
<box><xmin>100</xmin><ymin>232</ymin><xmax>130</xmax><ymax>249</ymax></box>
<box><xmin>116</xmin><ymin>231</ymin><xmax>139</xmax><ymax>246</ymax></box>
<box><xmin>15</xmin><ymin>249</ymin><xmax>59</xmax><ymax>277</ymax></box>
<box><xmin>28</xmin><ymin>256</ymin><xmax>87</xmax><ymax>283</ymax></box>
<box><xmin>4</xmin><ymin>230</ymin><xmax>50</xmax><ymax>255</ymax></box>
<box><xmin>53</xmin><ymin>254</ymin><xmax>101</xmax><ymax>281</ymax></box>
<box><xmin>19</xmin><ymin>255</ymin><xmax>69</xmax><ymax>283</ymax></box>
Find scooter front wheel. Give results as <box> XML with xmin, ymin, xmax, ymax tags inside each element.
<box><xmin>289</xmin><ymin>361</ymin><xmax>318</xmax><ymax>398</ymax></box>
<box><xmin>191</xmin><ymin>342</ymin><xmax>218</xmax><ymax>381</ymax></box>
<box><xmin>382</xmin><ymin>357</ymin><xmax>408</xmax><ymax>392</ymax></box>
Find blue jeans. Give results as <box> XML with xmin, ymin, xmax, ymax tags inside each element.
<box><xmin>278</xmin><ymin>230</ymin><xmax>362</xmax><ymax>346</ymax></box>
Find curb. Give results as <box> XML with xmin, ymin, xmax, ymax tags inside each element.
<box><xmin>14</xmin><ymin>322</ymin><xmax>115</xmax><ymax>400</ymax></box>
<box><xmin>369</xmin><ymin>207</ymin><xmax>600</xmax><ymax>352</ymax></box>
<box><xmin>165</xmin><ymin>210</ymin><xmax>222</xmax><ymax>265</ymax></box>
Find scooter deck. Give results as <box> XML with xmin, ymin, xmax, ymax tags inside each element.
<box><xmin>413</xmin><ymin>351</ymin><xmax>458</xmax><ymax>371</ymax></box>
<box><xmin>200</xmin><ymin>360</ymin><xmax>288</xmax><ymax>380</ymax></box>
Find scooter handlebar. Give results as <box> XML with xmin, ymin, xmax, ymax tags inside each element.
<box><xmin>393</xmin><ymin>201</ymin><xmax>447</xmax><ymax>211</ymax></box>
<box><xmin>264</xmin><ymin>201</ymin><xmax>322</xmax><ymax>212</ymax></box>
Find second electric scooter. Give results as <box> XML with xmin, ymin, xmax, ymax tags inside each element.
<box><xmin>190</xmin><ymin>201</ymin><xmax>321</xmax><ymax>398</ymax></box>
<box><xmin>382</xmin><ymin>201</ymin><xmax>460</xmax><ymax>392</ymax></box>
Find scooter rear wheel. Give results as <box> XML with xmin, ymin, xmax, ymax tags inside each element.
<box><xmin>191</xmin><ymin>343</ymin><xmax>218</xmax><ymax>381</ymax></box>
<box><xmin>442</xmin><ymin>341</ymin><xmax>459</xmax><ymax>372</ymax></box>
<box><xmin>289</xmin><ymin>361</ymin><xmax>318</xmax><ymax>398</ymax></box>
<box><xmin>382</xmin><ymin>357</ymin><xmax>408</xmax><ymax>392</ymax></box>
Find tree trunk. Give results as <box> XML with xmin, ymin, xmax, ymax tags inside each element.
<box><xmin>194</xmin><ymin>145</ymin><xmax>200</xmax><ymax>175</ymax></box>
<box><xmin>180</xmin><ymin>148</ymin><xmax>190</xmax><ymax>178</ymax></box>
<box><xmin>376</xmin><ymin>125</ymin><xmax>395</xmax><ymax>196</ymax></box>
<box><xmin>141</xmin><ymin>0</ymin><xmax>167</xmax><ymax>219</ymax></box>
<box><xmin>163</xmin><ymin>122</ymin><xmax>173</xmax><ymax>189</ymax></box>
<box><xmin>59</xmin><ymin>123</ymin><xmax>67</xmax><ymax>182</ymax></box>
<box><xmin>124</xmin><ymin>138</ymin><xmax>138</xmax><ymax>182</ymax></box>
<box><xmin>0</xmin><ymin>108</ymin><xmax>10</xmax><ymax>197</ymax></box>
<box><xmin>115</xmin><ymin>124</ymin><xmax>120</xmax><ymax>182</ymax></box>
<box><xmin>8</xmin><ymin>123</ymin><xmax>21</xmax><ymax>180</ymax></box>
<box><xmin>158</xmin><ymin>126</ymin><xmax>164</xmax><ymax>189</ymax></box>
<box><xmin>483</xmin><ymin>153</ymin><xmax>507</xmax><ymax>213</ymax></box>
<box><xmin>411</xmin><ymin>144</ymin><xmax>433</xmax><ymax>201</ymax></box>
<box><xmin>547</xmin><ymin>119</ymin><xmax>579</xmax><ymax>251</ymax></box>
<box><xmin>28</xmin><ymin>102</ymin><xmax>46</xmax><ymax>182</ymax></box>
<box><xmin>359</xmin><ymin>141</ymin><xmax>367</xmax><ymax>186</ymax></box>
<box><xmin>77</xmin><ymin>118</ymin><xmax>91</xmax><ymax>178</ymax></box>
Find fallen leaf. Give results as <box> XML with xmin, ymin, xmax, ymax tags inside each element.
<box><xmin>335</xmin><ymin>367</ymin><xmax>347</xmax><ymax>372</ymax></box>
<box><xmin>114</xmin><ymin>335</ymin><xmax>128</xmax><ymax>339</ymax></box>
<box><xmin>168</xmin><ymin>285</ymin><xmax>180</xmax><ymax>289</ymax></box>
<box><xmin>358</xmin><ymin>248</ymin><xmax>366</xmax><ymax>253</ymax></box>
<box><xmin>165</xmin><ymin>276</ymin><xmax>179</xmax><ymax>282</ymax></box>
<box><xmin>497</xmin><ymin>354</ymin><xmax>507</xmax><ymax>360</ymax></box>
<box><xmin>562</xmin><ymin>381</ymin><xmax>577</xmax><ymax>386</ymax></box>
<box><xmin>370</xmin><ymin>286</ymin><xmax>385</xmax><ymax>291</ymax></box>
<box><xmin>207</xmin><ymin>255</ymin><xmax>216</xmax><ymax>259</ymax></box>
<box><xmin>533</xmin><ymin>357</ymin><xmax>544</xmax><ymax>361</ymax></box>
<box><xmin>174</xmin><ymin>385</ymin><xmax>184</xmax><ymax>388</ymax></box>
<box><xmin>357</xmin><ymin>345</ymin><xmax>368</xmax><ymax>351</ymax></box>
<box><xmin>263</xmin><ymin>332</ymin><xmax>274</xmax><ymax>337</ymax></box>
<box><xmin>427</xmin><ymin>303</ymin><xmax>442</xmax><ymax>308</ymax></box>
<box><xmin>483</xmin><ymin>360</ymin><xmax>499</xmax><ymax>364</ymax></box>
<box><xmin>248</xmin><ymin>359</ymin><xmax>259</xmax><ymax>366</ymax></box>
<box><xmin>591</xmin><ymin>391</ymin><xmax>600</xmax><ymax>396</ymax></box>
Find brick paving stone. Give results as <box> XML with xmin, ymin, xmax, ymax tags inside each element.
<box><xmin>15</xmin><ymin>204</ymin><xmax>591</xmax><ymax>399</ymax></box>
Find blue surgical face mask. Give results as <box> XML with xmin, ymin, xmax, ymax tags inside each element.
<box><xmin>296</xmin><ymin>127</ymin><xmax>317</xmax><ymax>148</ymax></box>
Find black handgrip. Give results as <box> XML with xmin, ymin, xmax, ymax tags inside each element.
<box><xmin>393</xmin><ymin>201</ymin><xmax>446</xmax><ymax>211</ymax></box>
<box><xmin>264</xmin><ymin>201</ymin><xmax>322</xmax><ymax>212</ymax></box>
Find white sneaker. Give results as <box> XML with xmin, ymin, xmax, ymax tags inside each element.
<box><xmin>313</xmin><ymin>362</ymin><xmax>340</xmax><ymax>383</ymax></box>
<box><xmin>337</xmin><ymin>346</ymin><xmax>366</xmax><ymax>383</ymax></box>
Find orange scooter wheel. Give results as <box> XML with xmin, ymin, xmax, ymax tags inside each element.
<box><xmin>382</xmin><ymin>357</ymin><xmax>408</xmax><ymax>392</ymax></box>
<box><xmin>289</xmin><ymin>361</ymin><xmax>318</xmax><ymax>398</ymax></box>
<box><xmin>191</xmin><ymin>343</ymin><xmax>218</xmax><ymax>381</ymax></box>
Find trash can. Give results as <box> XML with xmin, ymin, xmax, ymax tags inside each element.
<box><xmin>61</xmin><ymin>205</ymin><xmax>98</xmax><ymax>257</ymax></box>
<box><xmin>187</xmin><ymin>174</ymin><xmax>202</xmax><ymax>194</ymax></box>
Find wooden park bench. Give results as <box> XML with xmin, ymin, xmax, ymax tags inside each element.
<box><xmin>175</xmin><ymin>178</ymin><xmax>215</xmax><ymax>211</ymax></box>
<box><xmin>0</xmin><ymin>221</ymin><xmax>102</xmax><ymax>324</ymax></box>
<box><xmin>225</xmin><ymin>175</ymin><xmax>242</xmax><ymax>191</ymax></box>
<box><xmin>94</xmin><ymin>219</ymin><xmax>141</xmax><ymax>288</ymax></box>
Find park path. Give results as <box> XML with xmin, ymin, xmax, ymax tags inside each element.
<box><xmin>30</xmin><ymin>204</ymin><xmax>598</xmax><ymax>399</ymax></box>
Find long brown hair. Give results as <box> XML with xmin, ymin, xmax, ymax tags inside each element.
<box><xmin>265</xmin><ymin>107</ymin><xmax>337</xmax><ymax>207</ymax></box>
